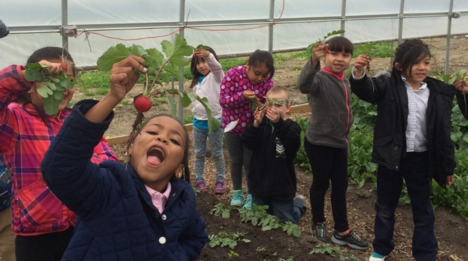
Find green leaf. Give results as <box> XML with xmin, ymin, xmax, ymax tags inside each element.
<box><xmin>36</xmin><ymin>85</ymin><xmax>51</xmax><ymax>98</ymax></box>
<box><xmin>53</xmin><ymin>91</ymin><xmax>64</xmax><ymax>101</ymax></box>
<box><xmin>180</xmin><ymin>92</ymin><xmax>196</xmax><ymax>107</ymax></box>
<box><xmin>129</xmin><ymin>44</ymin><xmax>147</xmax><ymax>57</ymax></box>
<box><xmin>163</xmin><ymin>64</ymin><xmax>182</xmax><ymax>79</ymax></box>
<box><xmin>47</xmin><ymin>82</ymin><xmax>57</xmax><ymax>91</ymax></box>
<box><xmin>165</xmin><ymin>92</ymin><xmax>178</xmax><ymax>118</ymax></box>
<box><xmin>43</xmin><ymin>99</ymin><xmax>60</xmax><ymax>115</ymax></box>
<box><xmin>97</xmin><ymin>43</ymin><xmax>132</xmax><ymax>71</ymax></box>
<box><xmin>161</xmin><ymin>34</ymin><xmax>194</xmax><ymax>67</ymax></box>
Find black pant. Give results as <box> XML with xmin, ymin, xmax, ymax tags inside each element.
<box><xmin>304</xmin><ymin>139</ymin><xmax>349</xmax><ymax>232</ymax></box>
<box><xmin>15</xmin><ymin>226</ymin><xmax>74</xmax><ymax>261</ymax></box>
<box><xmin>373</xmin><ymin>152</ymin><xmax>437</xmax><ymax>261</ymax></box>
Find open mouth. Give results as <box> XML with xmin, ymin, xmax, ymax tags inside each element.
<box><xmin>147</xmin><ymin>146</ymin><xmax>164</xmax><ymax>166</ymax></box>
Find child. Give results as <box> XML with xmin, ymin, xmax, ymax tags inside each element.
<box><xmin>41</xmin><ymin>55</ymin><xmax>208</xmax><ymax>260</ymax></box>
<box><xmin>351</xmin><ymin>39</ymin><xmax>459</xmax><ymax>261</ymax></box>
<box><xmin>242</xmin><ymin>86</ymin><xmax>306</xmax><ymax>223</ymax></box>
<box><xmin>190</xmin><ymin>46</ymin><xmax>226</xmax><ymax>194</ymax></box>
<box><xmin>0</xmin><ymin>19</ymin><xmax>15</xmax><ymax>261</ymax></box>
<box><xmin>0</xmin><ymin>47</ymin><xmax>117</xmax><ymax>261</ymax></box>
<box><xmin>297</xmin><ymin>36</ymin><xmax>368</xmax><ymax>249</ymax></box>
<box><xmin>220</xmin><ymin>49</ymin><xmax>275</xmax><ymax>209</ymax></box>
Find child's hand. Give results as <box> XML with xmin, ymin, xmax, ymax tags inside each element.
<box><xmin>194</xmin><ymin>49</ymin><xmax>209</xmax><ymax>58</ymax></box>
<box><xmin>253</xmin><ymin>108</ymin><xmax>266</xmax><ymax>127</ymax></box>
<box><xmin>311</xmin><ymin>43</ymin><xmax>328</xmax><ymax>64</ymax></box>
<box><xmin>38</xmin><ymin>60</ymin><xmax>66</xmax><ymax>75</ymax></box>
<box><xmin>109</xmin><ymin>55</ymin><xmax>147</xmax><ymax>101</ymax></box>
<box><xmin>453</xmin><ymin>78</ymin><xmax>468</xmax><ymax>94</ymax></box>
<box><xmin>243</xmin><ymin>90</ymin><xmax>256</xmax><ymax>100</ymax></box>
<box><xmin>353</xmin><ymin>55</ymin><xmax>371</xmax><ymax>77</ymax></box>
<box><xmin>265</xmin><ymin>107</ymin><xmax>280</xmax><ymax>123</ymax></box>
<box><xmin>446</xmin><ymin>175</ymin><xmax>454</xmax><ymax>186</ymax></box>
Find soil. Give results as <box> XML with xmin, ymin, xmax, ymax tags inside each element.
<box><xmin>81</xmin><ymin>37</ymin><xmax>468</xmax><ymax>261</ymax></box>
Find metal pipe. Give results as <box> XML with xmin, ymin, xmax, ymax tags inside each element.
<box><xmin>178</xmin><ymin>0</ymin><xmax>186</xmax><ymax>122</ymax></box>
<box><xmin>61</xmin><ymin>0</ymin><xmax>68</xmax><ymax>50</ymax></box>
<box><xmin>268</xmin><ymin>0</ymin><xmax>275</xmax><ymax>53</ymax></box>
<box><xmin>445</xmin><ymin>0</ymin><xmax>455</xmax><ymax>74</ymax></box>
<box><xmin>398</xmin><ymin>0</ymin><xmax>405</xmax><ymax>45</ymax></box>
<box><xmin>341</xmin><ymin>0</ymin><xmax>346</xmax><ymax>33</ymax></box>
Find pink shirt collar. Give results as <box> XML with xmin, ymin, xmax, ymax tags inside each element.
<box><xmin>321</xmin><ymin>66</ymin><xmax>345</xmax><ymax>79</ymax></box>
<box><xmin>145</xmin><ymin>182</ymin><xmax>172</xmax><ymax>214</ymax></box>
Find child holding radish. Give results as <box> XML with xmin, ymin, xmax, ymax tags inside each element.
<box><xmin>41</xmin><ymin>55</ymin><xmax>207</xmax><ymax>261</ymax></box>
<box><xmin>189</xmin><ymin>46</ymin><xmax>226</xmax><ymax>194</ymax></box>
<box><xmin>297</xmin><ymin>36</ymin><xmax>368</xmax><ymax>249</ymax></box>
<box><xmin>351</xmin><ymin>39</ymin><xmax>461</xmax><ymax>261</ymax></box>
<box><xmin>0</xmin><ymin>47</ymin><xmax>118</xmax><ymax>261</ymax></box>
<box><xmin>242</xmin><ymin>86</ymin><xmax>306</xmax><ymax>223</ymax></box>
<box><xmin>219</xmin><ymin>49</ymin><xmax>275</xmax><ymax>209</ymax></box>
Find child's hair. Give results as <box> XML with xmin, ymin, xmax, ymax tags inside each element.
<box><xmin>267</xmin><ymin>86</ymin><xmax>290</xmax><ymax>104</ymax></box>
<box><xmin>130</xmin><ymin>114</ymin><xmax>191</xmax><ymax>181</ymax></box>
<box><xmin>393</xmin><ymin>39</ymin><xmax>431</xmax><ymax>77</ymax></box>
<box><xmin>248</xmin><ymin>50</ymin><xmax>275</xmax><ymax>79</ymax></box>
<box><xmin>189</xmin><ymin>46</ymin><xmax>219</xmax><ymax>89</ymax></box>
<box><xmin>326</xmin><ymin>36</ymin><xmax>354</xmax><ymax>55</ymax></box>
<box><xmin>19</xmin><ymin>46</ymin><xmax>75</xmax><ymax>125</ymax></box>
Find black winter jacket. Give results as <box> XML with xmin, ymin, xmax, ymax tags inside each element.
<box><xmin>350</xmin><ymin>68</ymin><xmax>456</xmax><ymax>188</ymax></box>
<box><xmin>242</xmin><ymin>118</ymin><xmax>301</xmax><ymax>200</ymax></box>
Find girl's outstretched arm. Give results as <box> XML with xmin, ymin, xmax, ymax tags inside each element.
<box><xmin>85</xmin><ymin>55</ymin><xmax>146</xmax><ymax>123</ymax></box>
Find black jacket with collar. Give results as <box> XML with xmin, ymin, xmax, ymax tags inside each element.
<box><xmin>350</xmin><ymin>68</ymin><xmax>456</xmax><ymax>188</ymax></box>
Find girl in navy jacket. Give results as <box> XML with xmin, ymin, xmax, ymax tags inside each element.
<box><xmin>41</xmin><ymin>56</ymin><xmax>207</xmax><ymax>261</ymax></box>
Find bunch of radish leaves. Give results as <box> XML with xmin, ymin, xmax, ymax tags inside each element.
<box><xmin>443</xmin><ymin>69</ymin><xmax>467</xmax><ymax>85</ymax></box>
<box><xmin>96</xmin><ymin>33</ymin><xmax>220</xmax><ymax>133</ymax></box>
<box><xmin>23</xmin><ymin>63</ymin><xmax>74</xmax><ymax>115</ymax></box>
<box><xmin>306</xmin><ymin>29</ymin><xmax>345</xmax><ymax>56</ymax></box>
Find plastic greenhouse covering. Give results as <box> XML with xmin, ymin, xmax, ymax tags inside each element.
<box><xmin>0</xmin><ymin>0</ymin><xmax>467</xmax><ymax>68</ymax></box>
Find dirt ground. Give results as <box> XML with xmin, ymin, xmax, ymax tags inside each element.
<box><xmin>98</xmin><ymin>37</ymin><xmax>468</xmax><ymax>261</ymax></box>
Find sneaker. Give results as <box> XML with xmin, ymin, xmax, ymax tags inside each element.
<box><xmin>310</xmin><ymin>223</ymin><xmax>328</xmax><ymax>243</ymax></box>
<box><xmin>195</xmin><ymin>180</ymin><xmax>208</xmax><ymax>193</ymax></box>
<box><xmin>243</xmin><ymin>194</ymin><xmax>252</xmax><ymax>210</ymax></box>
<box><xmin>369</xmin><ymin>252</ymin><xmax>386</xmax><ymax>261</ymax></box>
<box><xmin>214</xmin><ymin>181</ymin><xmax>226</xmax><ymax>195</ymax></box>
<box><xmin>331</xmin><ymin>229</ymin><xmax>369</xmax><ymax>250</ymax></box>
<box><xmin>230</xmin><ymin>190</ymin><xmax>243</xmax><ymax>206</ymax></box>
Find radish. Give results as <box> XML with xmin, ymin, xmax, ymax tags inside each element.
<box><xmin>60</xmin><ymin>63</ymin><xmax>68</xmax><ymax>71</ymax></box>
<box><xmin>134</xmin><ymin>95</ymin><xmax>152</xmax><ymax>113</ymax></box>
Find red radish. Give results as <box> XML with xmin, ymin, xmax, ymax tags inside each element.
<box><xmin>134</xmin><ymin>94</ymin><xmax>152</xmax><ymax>113</ymax></box>
<box><xmin>60</xmin><ymin>63</ymin><xmax>68</xmax><ymax>71</ymax></box>
<box><xmin>323</xmin><ymin>46</ymin><xmax>329</xmax><ymax>53</ymax></box>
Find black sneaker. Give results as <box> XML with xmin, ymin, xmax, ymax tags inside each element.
<box><xmin>331</xmin><ymin>229</ymin><xmax>368</xmax><ymax>250</ymax></box>
<box><xmin>310</xmin><ymin>223</ymin><xmax>328</xmax><ymax>243</ymax></box>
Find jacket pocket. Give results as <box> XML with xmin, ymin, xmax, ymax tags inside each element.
<box><xmin>374</xmin><ymin>136</ymin><xmax>392</xmax><ymax>147</ymax></box>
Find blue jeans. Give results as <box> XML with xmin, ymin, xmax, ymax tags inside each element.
<box><xmin>373</xmin><ymin>151</ymin><xmax>437</xmax><ymax>261</ymax></box>
<box><xmin>252</xmin><ymin>196</ymin><xmax>306</xmax><ymax>224</ymax></box>
<box><xmin>193</xmin><ymin>126</ymin><xmax>225</xmax><ymax>183</ymax></box>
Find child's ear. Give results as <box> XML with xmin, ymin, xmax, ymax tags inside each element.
<box><xmin>175</xmin><ymin>164</ymin><xmax>184</xmax><ymax>179</ymax></box>
<box><xmin>395</xmin><ymin>62</ymin><xmax>402</xmax><ymax>71</ymax></box>
<box><xmin>286</xmin><ymin>103</ymin><xmax>291</xmax><ymax>113</ymax></box>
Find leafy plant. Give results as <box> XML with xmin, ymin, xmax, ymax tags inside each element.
<box><xmin>211</xmin><ymin>203</ymin><xmax>233</xmax><ymax>219</ymax></box>
<box><xmin>307</xmin><ymin>30</ymin><xmax>345</xmax><ymax>56</ymax></box>
<box><xmin>23</xmin><ymin>63</ymin><xmax>75</xmax><ymax>115</ymax></box>
<box><xmin>238</xmin><ymin>204</ymin><xmax>301</xmax><ymax>237</ymax></box>
<box><xmin>208</xmin><ymin>231</ymin><xmax>250</xmax><ymax>249</ymax></box>
<box><xmin>96</xmin><ymin>34</ymin><xmax>221</xmax><ymax>144</ymax></box>
<box><xmin>309</xmin><ymin>243</ymin><xmax>363</xmax><ymax>260</ymax></box>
